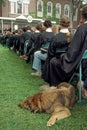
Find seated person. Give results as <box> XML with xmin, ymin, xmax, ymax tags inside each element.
<box><xmin>42</xmin><ymin>5</ymin><xmax>87</xmax><ymax>86</ymax></box>
<box><xmin>31</xmin><ymin>19</ymin><xmax>55</xmax><ymax>76</ymax></box>
<box><xmin>47</xmin><ymin>15</ymin><xmax>71</xmax><ymax>60</ymax></box>
<box><xmin>31</xmin><ymin>16</ymin><xmax>71</xmax><ymax>76</ymax></box>
<box><xmin>23</xmin><ymin>24</ymin><xmax>43</xmax><ymax>61</ymax></box>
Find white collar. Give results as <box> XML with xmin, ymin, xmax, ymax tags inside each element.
<box><xmin>35</xmin><ymin>30</ymin><xmax>40</xmax><ymax>33</ymax></box>
<box><xmin>84</xmin><ymin>21</ymin><xmax>87</xmax><ymax>24</ymax></box>
<box><xmin>60</xmin><ymin>28</ymin><xmax>69</xmax><ymax>33</ymax></box>
<box><xmin>27</xmin><ymin>30</ymin><xmax>31</xmax><ymax>32</ymax></box>
<box><xmin>46</xmin><ymin>28</ymin><xmax>52</xmax><ymax>32</ymax></box>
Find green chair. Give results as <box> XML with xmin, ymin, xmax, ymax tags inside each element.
<box><xmin>69</xmin><ymin>50</ymin><xmax>87</xmax><ymax>103</ymax></box>
<box><xmin>40</xmin><ymin>42</ymin><xmax>50</xmax><ymax>53</ymax></box>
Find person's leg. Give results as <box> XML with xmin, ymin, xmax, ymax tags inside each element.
<box><xmin>31</xmin><ymin>51</ymin><xmax>47</xmax><ymax>76</ymax></box>
<box><xmin>84</xmin><ymin>78</ymin><xmax>87</xmax><ymax>97</ymax></box>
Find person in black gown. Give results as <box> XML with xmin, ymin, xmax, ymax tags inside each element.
<box><xmin>42</xmin><ymin>5</ymin><xmax>87</xmax><ymax>86</ymax></box>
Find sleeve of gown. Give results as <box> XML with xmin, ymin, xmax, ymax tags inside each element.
<box><xmin>47</xmin><ymin>37</ymin><xmax>56</xmax><ymax>59</ymax></box>
<box><xmin>62</xmin><ymin>25</ymin><xmax>86</xmax><ymax>63</ymax></box>
<box><xmin>35</xmin><ymin>34</ymin><xmax>44</xmax><ymax>49</ymax></box>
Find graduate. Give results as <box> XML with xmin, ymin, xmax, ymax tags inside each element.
<box><xmin>42</xmin><ymin>5</ymin><xmax>87</xmax><ymax>86</ymax></box>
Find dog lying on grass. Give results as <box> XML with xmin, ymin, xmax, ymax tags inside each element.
<box><xmin>19</xmin><ymin>82</ymin><xmax>76</xmax><ymax>126</ymax></box>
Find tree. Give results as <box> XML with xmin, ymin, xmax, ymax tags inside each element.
<box><xmin>0</xmin><ymin>0</ymin><xmax>5</xmax><ymax>6</ymax></box>
<box><xmin>69</xmin><ymin>0</ymin><xmax>87</xmax><ymax>29</ymax></box>
<box><xmin>69</xmin><ymin>0</ymin><xmax>82</xmax><ymax>29</ymax></box>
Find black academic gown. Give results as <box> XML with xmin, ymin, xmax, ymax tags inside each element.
<box><xmin>19</xmin><ymin>31</ymin><xmax>33</xmax><ymax>55</ymax></box>
<box><xmin>42</xmin><ymin>23</ymin><xmax>87</xmax><ymax>86</ymax></box>
<box><xmin>47</xmin><ymin>32</ymin><xmax>70</xmax><ymax>59</ymax></box>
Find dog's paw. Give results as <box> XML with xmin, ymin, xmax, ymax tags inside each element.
<box><xmin>47</xmin><ymin>118</ymin><xmax>55</xmax><ymax>126</ymax></box>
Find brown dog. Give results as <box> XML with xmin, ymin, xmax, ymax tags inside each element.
<box><xmin>19</xmin><ymin>82</ymin><xmax>76</xmax><ymax>126</ymax></box>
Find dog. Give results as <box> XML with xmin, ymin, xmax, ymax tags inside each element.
<box><xmin>19</xmin><ymin>82</ymin><xmax>76</xmax><ymax>126</ymax></box>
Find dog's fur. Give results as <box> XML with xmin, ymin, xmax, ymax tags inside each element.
<box><xmin>19</xmin><ymin>82</ymin><xmax>76</xmax><ymax>126</ymax></box>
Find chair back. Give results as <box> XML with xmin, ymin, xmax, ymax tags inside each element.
<box><xmin>81</xmin><ymin>49</ymin><xmax>87</xmax><ymax>60</ymax></box>
<box><xmin>56</xmin><ymin>46</ymin><xmax>68</xmax><ymax>53</ymax></box>
<box><xmin>69</xmin><ymin>49</ymin><xmax>87</xmax><ymax>103</ymax></box>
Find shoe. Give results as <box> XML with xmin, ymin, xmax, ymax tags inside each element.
<box><xmin>23</xmin><ymin>56</ymin><xmax>28</xmax><ymax>60</ymax></box>
<box><xmin>31</xmin><ymin>71</ymin><xmax>42</xmax><ymax>76</ymax></box>
<box><xmin>20</xmin><ymin>55</ymin><xmax>26</xmax><ymax>58</ymax></box>
<box><xmin>39</xmin><ymin>85</ymin><xmax>56</xmax><ymax>91</ymax></box>
<box><xmin>39</xmin><ymin>85</ymin><xmax>50</xmax><ymax>91</ymax></box>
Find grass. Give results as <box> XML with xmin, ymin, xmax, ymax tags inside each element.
<box><xmin>0</xmin><ymin>45</ymin><xmax>87</xmax><ymax>130</ymax></box>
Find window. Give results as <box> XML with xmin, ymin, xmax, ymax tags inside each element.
<box><xmin>37</xmin><ymin>0</ymin><xmax>42</xmax><ymax>12</ymax></box>
<box><xmin>56</xmin><ymin>3</ymin><xmax>61</xmax><ymax>18</ymax></box>
<box><xmin>23</xmin><ymin>0</ymin><xmax>30</xmax><ymax>4</ymax></box>
<box><xmin>64</xmin><ymin>4</ymin><xmax>70</xmax><ymax>17</ymax></box>
<box><xmin>47</xmin><ymin>1</ymin><xmax>53</xmax><ymax>17</ymax></box>
<box><xmin>23</xmin><ymin>4</ymin><xmax>28</xmax><ymax>15</ymax></box>
<box><xmin>17</xmin><ymin>1</ymin><xmax>22</xmax><ymax>14</ymax></box>
<box><xmin>10</xmin><ymin>2</ymin><xmax>15</xmax><ymax>14</ymax></box>
<box><xmin>37</xmin><ymin>0</ymin><xmax>43</xmax><ymax>17</ymax></box>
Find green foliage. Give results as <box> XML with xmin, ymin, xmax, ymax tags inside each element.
<box><xmin>37</xmin><ymin>2</ymin><xmax>60</xmax><ymax>24</ymax></box>
<box><xmin>29</xmin><ymin>11</ymin><xmax>37</xmax><ymax>17</ymax></box>
<box><xmin>0</xmin><ymin>45</ymin><xmax>87</xmax><ymax>130</ymax></box>
<box><xmin>0</xmin><ymin>0</ymin><xmax>5</xmax><ymax>6</ymax></box>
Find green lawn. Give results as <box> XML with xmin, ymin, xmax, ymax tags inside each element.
<box><xmin>0</xmin><ymin>45</ymin><xmax>87</xmax><ymax>130</ymax></box>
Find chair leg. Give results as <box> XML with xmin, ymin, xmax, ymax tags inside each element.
<box><xmin>78</xmin><ymin>63</ymin><xmax>82</xmax><ymax>103</ymax></box>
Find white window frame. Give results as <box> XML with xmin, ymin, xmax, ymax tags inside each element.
<box><xmin>23</xmin><ymin>4</ymin><xmax>28</xmax><ymax>15</ymax></box>
<box><xmin>16</xmin><ymin>0</ymin><xmax>23</xmax><ymax>14</ymax></box>
<box><xmin>10</xmin><ymin>1</ymin><xmax>15</xmax><ymax>14</ymax></box>
<box><xmin>37</xmin><ymin>0</ymin><xmax>43</xmax><ymax>17</ymax></box>
<box><xmin>47</xmin><ymin>1</ymin><xmax>53</xmax><ymax>17</ymax></box>
<box><xmin>56</xmin><ymin>3</ymin><xmax>61</xmax><ymax>18</ymax></box>
<box><xmin>64</xmin><ymin>4</ymin><xmax>70</xmax><ymax>17</ymax></box>
<box><xmin>23</xmin><ymin>0</ymin><xmax>30</xmax><ymax>4</ymax></box>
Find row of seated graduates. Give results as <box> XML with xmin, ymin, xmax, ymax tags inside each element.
<box><xmin>19</xmin><ymin>24</ymin><xmax>60</xmax><ymax>63</ymax></box>
<box><xmin>0</xmin><ymin>22</ymin><xmax>69</xmax><ymax>67</ymax></box>
<box><xmin>0</xmin><ymin>23</ymin><xmax>60</xmax><ymax>64</ymax></box>
<box><xmin>0</xmin><ymin>28</ymin><xmax>12</xmax><ymax>47</ymax></box>
<box><xmin>0</xmin><ymin>24</ymin><xmax>43</xmax><ymax>58</ymax></box>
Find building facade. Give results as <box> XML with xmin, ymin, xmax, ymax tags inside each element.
<box><xmin>36</xmin><ymin>0</ymin><xmax>79</xmax><ymax>28</ymax></box>
<box><xmin>0</xmin><ymin>0</ymin><xmax>81</xmax><ymax>31</ymax></box>
<box><xmin>0</xmin><ymin>0</ymin><xmax>36</xmax><ymax>17</ymax></box>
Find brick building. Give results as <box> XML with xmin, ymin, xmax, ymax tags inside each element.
<box><xmin>0</xmin><ymin>0</ymin><xmax>36</xmax><ymax>17</ymax></box>
<box><xmin>37</xmin><ymin>0</ymin><xmax>80</xmax><ymax>28</ymax></box>
<box><xmin>0</xmin><ymin>0</ymin><xmax>81</xmax><ymax>32</ymax></box>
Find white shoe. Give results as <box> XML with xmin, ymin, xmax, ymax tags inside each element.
<box><xmin>31</xmin><ymin>71</ymin><xmax>41</xmax><ymax>76</ymax></box>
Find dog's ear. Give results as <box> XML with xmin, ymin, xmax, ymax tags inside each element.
<box><xmin>18</xmin><ymin>101</ymin><xmax>31</xmax><ymax>110</ymax></box>
<box><xmin>18</xmin><ymin>96</ymin><xmax>33</xmax><ymax>110</ymax></box>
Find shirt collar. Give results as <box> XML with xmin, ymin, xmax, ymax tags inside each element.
<box><xmin>27</xmin><ymin>30</ymin><xmax>31</xmax><ymax>32</ymax></box>
<box><xmin>35</xmin><ymin>30</ymin><xmax>40</xmax><ymax>33</ymax></box>
<box><xmin>60</xmin><ymin>28</ymin><xmax>69</xmax><ymax>33</ymax></box>
<box><xmin>84</xmin><ymin>21</ymin><xmax>87</xmax><ymax>24</ymax></box>
<box><xmin>46</xmin><ymin>28</ymin><xmax>52</xmax><ymax>32</ymax></box>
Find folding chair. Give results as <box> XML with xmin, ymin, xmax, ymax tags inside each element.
<box><xmin>69</xmin><ymin>49</ymin><xmax>87</xmax><ymax>103</ymax></box>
